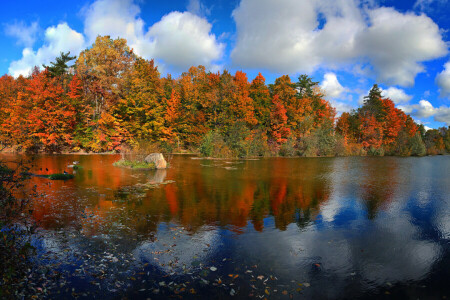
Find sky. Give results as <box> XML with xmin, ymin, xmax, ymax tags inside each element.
<box><xmin>1</xmin><ymin>0</ymin><xmax>450</xmax><ymax>129</ymax></box>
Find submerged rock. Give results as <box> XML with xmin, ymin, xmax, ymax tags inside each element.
<box><xmin>144</xmin><ymin>153</ymin><xmax>167</xmax><ymax>169</ymax></box>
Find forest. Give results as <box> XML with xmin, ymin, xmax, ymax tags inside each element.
<box><xmin>0</xmin><ymin>35</ymin><xmax>449</xmax><ymax>157</ymax></box>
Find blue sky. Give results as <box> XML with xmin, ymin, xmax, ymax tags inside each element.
<box><xmin>1</xmin><ymin>0</ymin><xmax>450</xmax><ymax>128</ymax></box>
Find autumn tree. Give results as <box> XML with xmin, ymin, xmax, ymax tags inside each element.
<box><xmin>250</xmin><ymin>73</ymin><xmax>271</xmax><ymax>128</ymax></box>
<box><xmin>270</xmin><ymin>95</ymin><xmax>290</xmax><ymax>147</ymax></box>
<box><xmin>162</xmin><ymin>89</ymin><xmax>181</xmax><ymax>144</ymax></box>
<box><xmin>231</xmin><ymin>71</ymin><xmax>257</xmax><ymax>127</ymax></box>
<box><xmin>76</xmin><ymin>36</ymin><xmax>137</xmax><ymax>151</ymax></box>
<box><xmin>115</xmin><ymin>58</ymin><xmax>164</xmax><ymax>146</ymax></box>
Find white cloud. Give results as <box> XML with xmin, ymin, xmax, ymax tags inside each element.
<box><xmin>4</xmin><ymin>21</ymin><xmax>40</xmax><ymax>47</ymax></box>
<box><xmin>148</xmin><ymin>12</ymin><xmax>224</xmax><ymax>71</ymax></box>
<box><xmin>82</xmin><ymin>0</ymin><xmax>152</xmax><ymax>52</ymax></box>
<box><xmin>381</xmin><ymin>87</ymin><xmax>412</xmax><ymax>104</ymax></box>
<box><xmin>8</xmin><ymin>23</ymin><xmax>85</xmax><ymax>77</ymax></box>
<box><xmin>436</xmin><ymin>61</ymin><xmax>450</xmax><ymax>98</ymax></box>
<box><xmin>320</xmin><ymin>72</ymin><xmax>352</xmax><ymax>115</ymax></box>
<box><xmin>359</xmin><ymin>7</ymin><xmax>447</xmax><ymax>86</ymax></box>
<box><xmin>321</xmin><ymin>72</ymin><xmax>346</xmax><ymax>99</ymax></box>
<box><xmin>8</xmin><ymin>0</ymin><xmax>224</xmax><ymax>77</ymax></box>
<box><xmin>82</xmin><ymin>0</ymin><xmax>223</xmax><ymax>71</ymax></box>
<box><xmin>398</xmin><ymin>100</ymin><xmax>450</xmax><ymax>125</ymax></box>
<box><xmin>415</xmin><ymin>100</ymin><xmax>437</xmax><ymax>118</ymax></box>
<box><xmin>231</xmin><ymin>0</ymin><xmax>447</xmax><ymax>86</ymax></box>
<box><xmin>330</xmin><ymin>100</ymin><xmax>354</xmax><ymax>116</ymax></box>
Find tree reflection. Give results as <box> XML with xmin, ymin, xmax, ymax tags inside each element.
<box><xmin>27</xmin><ymin>155</ymin><xmax>399</xmax><ymax>238</ymax></box>
<box><xmin>358</xmin><ymin>158</ymin><xmax>399</xmax><ymax>219</ymax></box>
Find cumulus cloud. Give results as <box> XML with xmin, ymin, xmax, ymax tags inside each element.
<box><xmin>8</xmin><ymin>23</ymin><xmax>85</xmax><ymax>77</ymax></box>
<box><xmin>9</xmin><ymin>0</ymin><xmax>223</xmax><ymax>77</ymax></box>
<box><xmin>231</xmin><ymin>0</ymin><xmax>447</xmax><ymax>86</ymax></box>
<box><xmin>359</xmin><ymin>7</ymin><xmax>447</xmax><ymax>86</ymax></box>
<box><xmin>436</xmin><ymin>61</ymin><xmax>450</xmax><ymax>98</ymax></box>
<box><xmin>148</xmin><ymin>12</ymin><xmax>224</xmax><ymax>71</ymax></box>
<box><xmin>82</xmin><ymin>0</ymin><xmax>223</xmax><ymax>71</ymax></box>
<box><xmin>381</xmin><ymin>87</ymin><xmax>412</xmax><ymax>104</ymax></box>
<box><xmin>398</xmin><ymin>100</ymin><xmax>450</xmax><ymax>125</ymax></box>
<box><xmin>321</xmin><ymin>73</ymin><xmax>346</xmax><ymax>99</ymax></box>
<box><xmin>4</xmin><ymin>21</ymin><xmax>40</xmax><ymax>47</ymax></box>
<box><xmin>320</xmin><ymin>72</ymin><xmax>352</xmax><ymax>114</ymax></box>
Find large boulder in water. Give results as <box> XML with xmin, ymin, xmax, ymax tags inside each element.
<box><xmin>144</xmin><ymin>153</ymin><xmax>167</xmax><ymax>169</ymax></box>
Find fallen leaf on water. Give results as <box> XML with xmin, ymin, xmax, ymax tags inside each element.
<box><xmin>265</xmin><ymin>289</ymin><xmax>270</xmax><ymax>295</ymax></box>
<box><xmin>282</xmin><ymin>290</ymin><xmax>288</xmax><ymax>295</ymax></box>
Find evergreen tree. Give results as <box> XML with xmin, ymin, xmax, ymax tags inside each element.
<box><xmin>296</xmin><ymin>74</ymin><xmax>319</xmax><ymax>98</ymax></box>
<box><xmin>360</xmin><ymin>84</ymin><xmax>385</xmax><ymax>121</ymax></box>
<box><xmin>43</xmin><ymin>51</ymin><xmax>76</xmax><ymax>77</ymax></box>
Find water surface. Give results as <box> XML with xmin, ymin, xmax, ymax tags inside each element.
<box><xmin>3</xmin><ymin>154</ymin><xmax>449</xmax><ymax>299</ymax></box>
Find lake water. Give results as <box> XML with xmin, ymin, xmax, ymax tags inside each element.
<box><xmin>3</xmin><ymin>154</ymin><xmax>449</xmax><ymax>299</ymax></box>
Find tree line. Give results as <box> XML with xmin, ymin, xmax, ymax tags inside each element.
<box><xmin>0</xmin><ymin>35</ymin><xmax>449</xmax><ymax>157</ymax></box>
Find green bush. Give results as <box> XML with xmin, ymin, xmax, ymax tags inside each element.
<box><xmin>47</xmin><ymin>173</ymin><xmax>75</xmax><ymax>180</ymax></box>
<box><xmin>334</xmin><ymin>134</ymin><xmax>347</xmax><ymax>156</ymax></box>
<box><xmin>367</xmin><ymin>146</ymin><xmax>385</xmax><ymax>156</ymax></box>
<box><xmin>200</xmin><ymin>130</ymin><xmax>232</xmax><ymax>158</ymax></box>
<box><xmin>298</xmin><ymin>127</ymin><xmax>336</xmax><ymax>157</ymax></box>
<box><xmin>409</xmin><ymin>132</ymin><xmax>426</xmax><ymax>156</ymax></box>
<box><xmin>224</xmin><ymin>122</ymin><xmax>252</xmax><ymax>157</ymax></box>
<box><xmin>279</xmin><ymin>136</ymin><xmax>297</xmax><ymax>157</ymax></box>
<box><xmin>113</xmin><ymin>160</ymin><xmax>156</xmax><ymax>169</ymax></box>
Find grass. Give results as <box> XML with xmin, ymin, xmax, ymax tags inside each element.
<box><xmin>46</xmin><ymin>173</ymin><xmax>75</xmax><ymax>180</ymax></box>
<box><xmin>113</xmin><ymin>159</ymin><xmax>156</xmax><ymax>169</ymax></box>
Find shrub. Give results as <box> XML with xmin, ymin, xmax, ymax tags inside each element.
<box><xmin>279</xmin><ymin>136</ymin><xmax>297</xmax><ymax>157</ymax></box>
<box><xmin>47</xmin><ymin>173</ymin><xmax>75</xmax><ymax>180</ymax></box>
<box><xmin>409</xmin><ymin>132</ymin><xmax>426</xmax><ymax>156</ymax></box>
<box><xmin>113</xmin><ymin>160</ymin><xmax>156</xmax><ymax>169</ymax></box>
<box><xmin>367</xmin><ymin>146</ymin><xmax>385</xmax><ymax>156</ymax></box>
<box><xmin>200</xmin><ymin>131</ymin><xmax>232</xmax><ymax>158</ymax></box>
<box><xmin>298</xmin><ymin>127</ymin><xmax>336</xmax><ymax>157</ymax></box>
<box><xmin>334</xmin><ymin>134</ymin><xmax>347</xmax><ymax>156</ymax></box>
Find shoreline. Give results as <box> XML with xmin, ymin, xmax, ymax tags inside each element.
<box><xmin>1</xmin><ymin>147</ymin><xmax>448</xmax><ymax>158</ymax></box>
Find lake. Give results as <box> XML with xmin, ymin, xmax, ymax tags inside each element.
<box><xmin>2</xmin><ymin>154</ymin><xmax>449</xmax><ymax>299</ymax></box>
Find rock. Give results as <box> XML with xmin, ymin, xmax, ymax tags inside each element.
<box><xmin>144</xmin><ymin>153</ymin><xmax>167</xmax><ymax>169</ymax></box>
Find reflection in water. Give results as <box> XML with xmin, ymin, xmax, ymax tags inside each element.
<box><xmin>1</xmin><ymin>154</ymin><xmax>448</xmax><ymax>299</ymax></box>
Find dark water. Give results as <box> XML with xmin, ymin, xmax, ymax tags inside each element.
<box><xmin>2</xmin><ymin>154</ymin><xmax>449</xmax><ymax>299</ymax></box>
